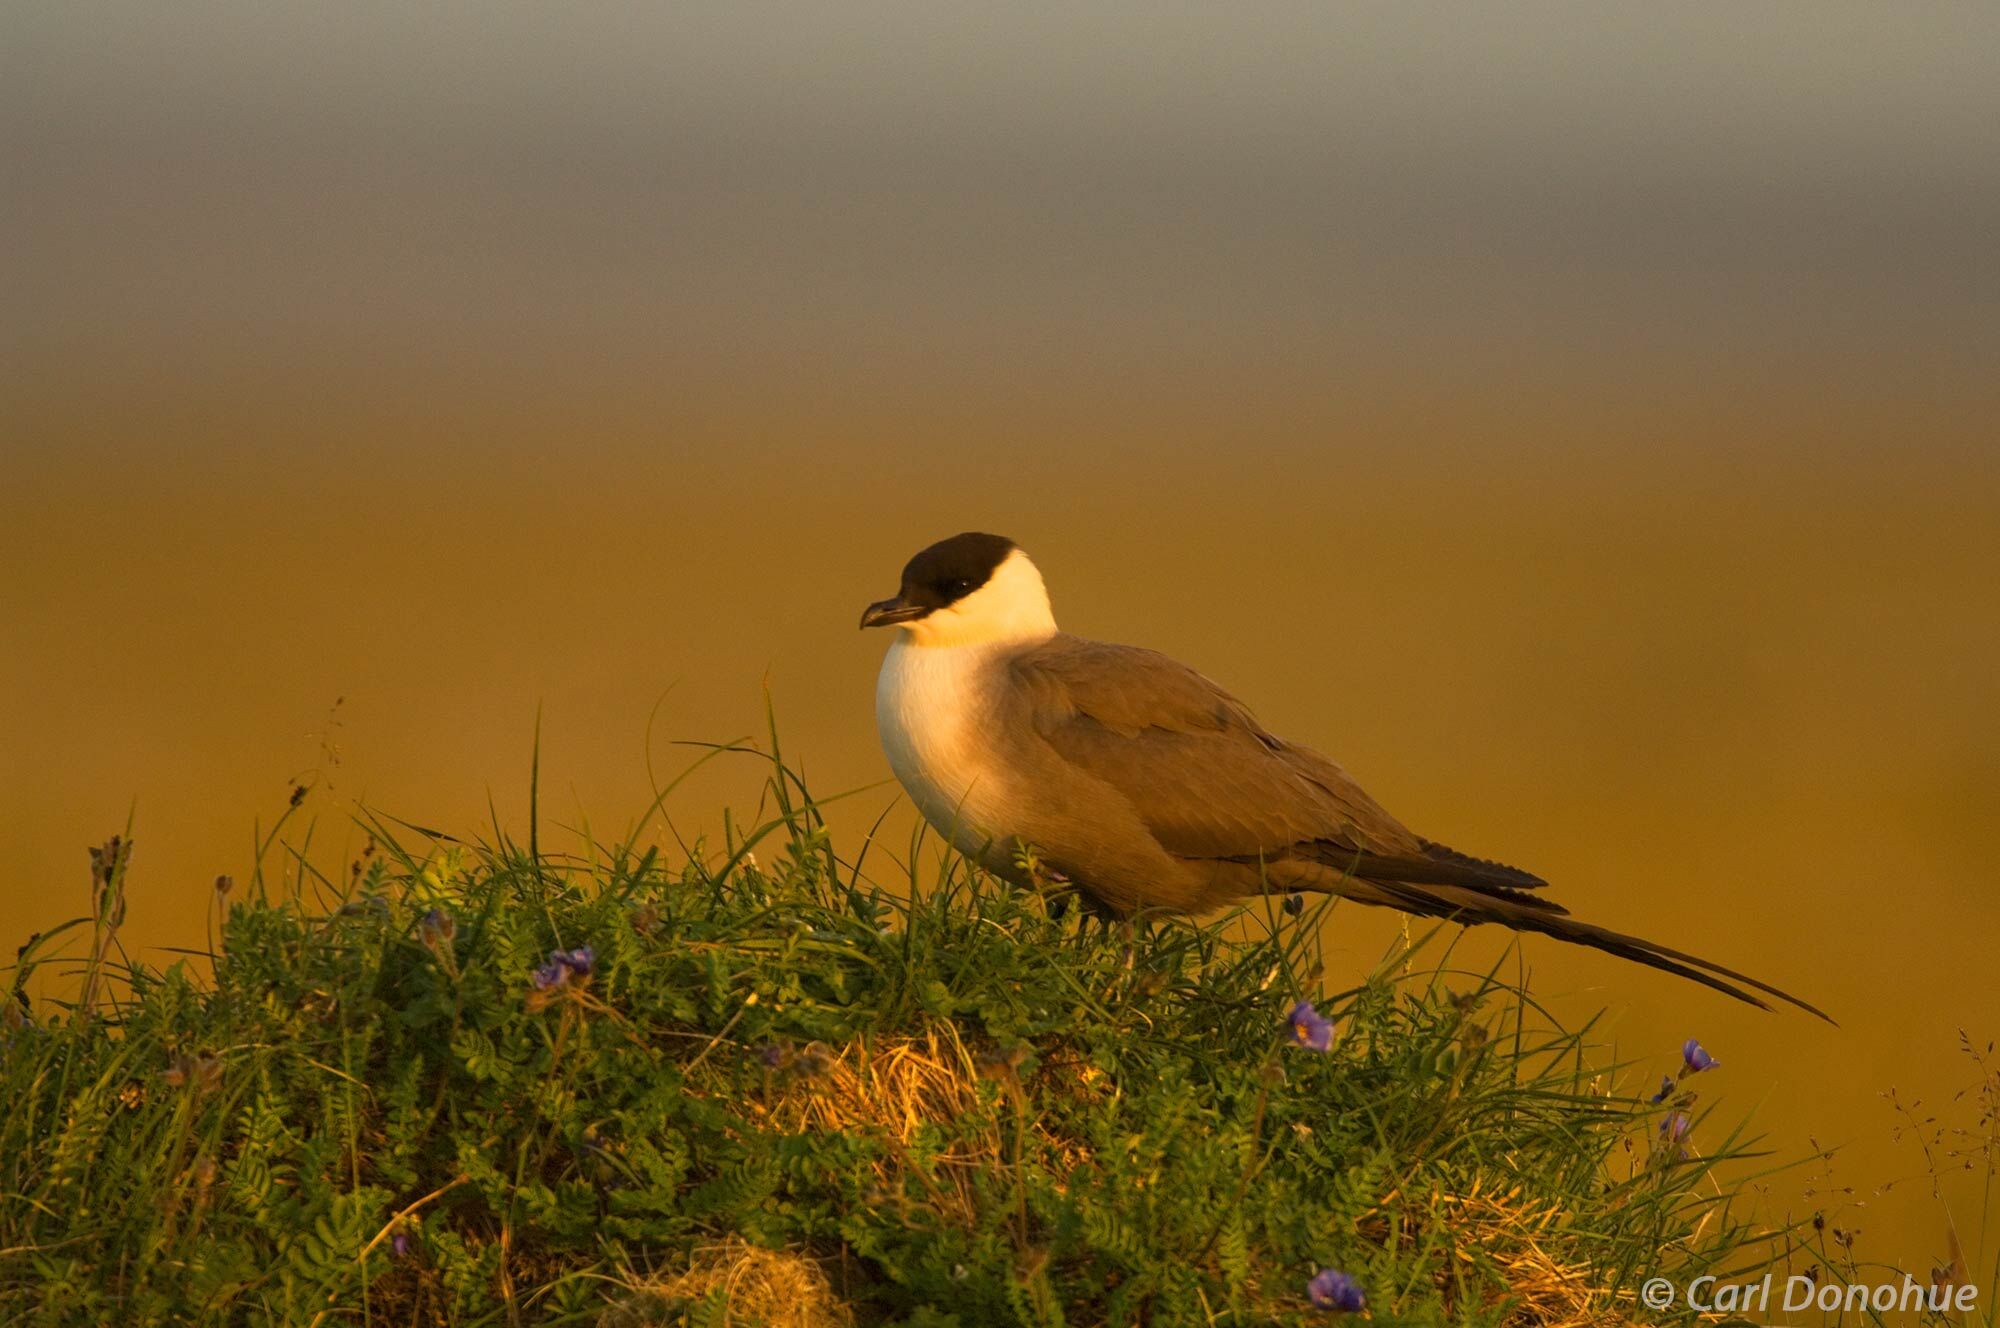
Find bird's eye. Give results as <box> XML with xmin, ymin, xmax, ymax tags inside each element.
<box><xmin>946</xmin><ymin>578</ymin><xmax>974</xmax><ymax>597</ymax></box>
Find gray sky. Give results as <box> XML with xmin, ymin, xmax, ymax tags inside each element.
<box><xmin>6</xmin><ymin>4</ymin><xmax>1996</xmax><ymax>426</ymax></box>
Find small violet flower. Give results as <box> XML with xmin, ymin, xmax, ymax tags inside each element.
<box><xmin>1660</xmin><ymin>1111</ymin><xmax>1693</xmax><ymax>1145</ymax></box>
<box><xmin>1287</xmin><ymin>1000</ymin><xmax>1335</xmax><ymax>1052</ymax></box>
<box><xmin>1682</xmin><ymin>1038</ymin><xmax>1718</xmax><ymax>1074</ymax></box>
<box><xmin>1649</xmin><ymin>1074</ymin><xmax>1675</xmax><ymax>1105</ymax></box>
<box><xmin>1308</xmin><ymin>1268</ymin><xmax>1366</xmax><ymax>1312</ymax></box>
<box><xmin>529</xmin><ymin>945</ymin><xmax>596</xmax><ymax>992</ymax></box>
<box><xmin>390</xmin><ymin>1230</ymin><xmax>411</xmax><ymax>1258</ymax></box>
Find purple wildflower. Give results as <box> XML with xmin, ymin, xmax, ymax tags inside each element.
<box><xmin>1660</xmin><ymin>1111</ymin><xmax>1693</xmax><ymax>1145</ymax></box>
<box><xmin>1308</xmin><ymin>1268</ymin><xmax>1366</xmax><ymax>1312</ymax></box>
<box><xmin>391</xmin><ymin>1230</ymin><xmax>411</xmax><ymax>1258</ymax></box>
<box><xmin>530</xmin><ymin>945</ymin><xmax>595</xmax><ymax>991</ymax></box>
<box><xmin>1649</xmin><ymin>1074</ymin><xmax>1675</xmax><ymax>1105</ymax></box>
<box><xmin>1287</xmin><ymin>1000</ymin><xmax>1335</xmax><ymax>1052</ymax></box>
<box><xmin>1682</xmin><ymin>1038</ymin><xmax>1718</xmax><ymax>1074</ymax></box>
<box><xmin>756</xmin><ymin>1044</ymin><xmax>785</xmax><ymax>1070</ymax></box>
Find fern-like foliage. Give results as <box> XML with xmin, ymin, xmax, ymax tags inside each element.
<box><xmin>0</xmin><ymin>744</ymin><xmax>1771</xmax><ymax>1325</ymax></box>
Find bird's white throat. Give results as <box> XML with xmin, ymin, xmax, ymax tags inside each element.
<box><xmin>875</xmin><ymin>634</ymin><xmax>1018</xmax><ymax>862</ymax></box>
<box><xmin>873</xmin><ymin>551</ymin><xmax>1057</xmax><ymax>863</ymax></box>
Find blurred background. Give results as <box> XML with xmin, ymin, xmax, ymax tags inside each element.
<box><xmin>4</xmin><ymin>2</ymin><xmax>1995</xmax><ymax>1280</ymax></box>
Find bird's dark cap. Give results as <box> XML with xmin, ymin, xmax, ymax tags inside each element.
<box><xmin>899</xmin><ymin>532</ymin><xmax>1017</xmax><ymax>607</ymax></box>
<box><xmin>861</xmin><ymin>531</ymin><xmax>1018</xmax><ymax>628</ymax></box>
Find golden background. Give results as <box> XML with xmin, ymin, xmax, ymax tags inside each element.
<box><xmin>5</xmin><ymin>4</ymin><xmax>1996</xmax><ymax>1278</ymax></box>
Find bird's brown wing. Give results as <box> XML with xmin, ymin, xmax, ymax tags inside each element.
<box><xmin>1009</xmin><ymin>635</ymin><xmax>1424</xmax><ymax>863</ymax></box>
<box><xmin>1006</xmin><ymin>635</ymin><xmax>1831</xmax><ymax>1021</ymax></box>
<box><xmin>1010</xmin><ymin>635</ymin><xmax>1553</xmax><ymax>895</ymax></box>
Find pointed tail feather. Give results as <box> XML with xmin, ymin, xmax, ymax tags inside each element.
<box><xmin>1337</xmin><ymin>877</ymin><xmax>1833</xmax><ymax>1023</ymax></box>
<box><xmin>1310</xmin><ymin>843</ymin><xmax>1568</xmax><ymax>912</ymax></box>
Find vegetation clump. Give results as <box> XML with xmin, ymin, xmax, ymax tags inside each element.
<box><xmin>1</xmin><ymin>755</ymin><xmax>1766</xmax><ymax>1325</ymax></box>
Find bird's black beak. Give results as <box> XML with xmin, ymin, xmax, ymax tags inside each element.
<box><xmin>860</xmin><ymin>596</ymin><xmax>927</xmax><ymax>629</ymax></box>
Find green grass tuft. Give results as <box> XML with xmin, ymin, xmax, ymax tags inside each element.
<box><xmin>1</xmin><ymin>746</ymin><xmax>1779</xmax><ymax>1326</ymax></box>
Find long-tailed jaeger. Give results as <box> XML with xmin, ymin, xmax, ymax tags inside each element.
<box><xmin>861</xmin><ymin>531</ymin><xmax>1826</xmax><ymax>1018</ymax></box>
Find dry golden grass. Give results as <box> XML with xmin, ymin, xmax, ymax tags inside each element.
<box><xmin>1427</xmin><ymin>1187</ymin><xmax>1642</xmax><ymax>1328</ymax></box>
<box><xmin>722</xmin><ymin>1029</ymin><xmax>1101</xmax><ymax>1228</ymax></box>
<box><xmin>599</xmin><ymin>1238</ymin><xmax>852</xmax><ymax>1328</ymax></box>
<box><xmin>751</xmin><ymin>1030</ymin><xmax>989</xmax><ymax>1147</ymax></box>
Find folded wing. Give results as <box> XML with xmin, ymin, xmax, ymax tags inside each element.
<box><xmin>1011</xmin><ymin>635</ymin><xmax>1548</xmax><ymax>899</ymax></box>
<box><xmin>1007</xmin><ymin>633</ymin><xmax>1831</xmax><ymax>1021</ymax></box>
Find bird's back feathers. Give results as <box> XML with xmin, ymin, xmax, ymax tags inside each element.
<box><xmin>1002</xmin><ymin>632</ymin><xmax>1829</xmax><ymax>1021</ymax></box>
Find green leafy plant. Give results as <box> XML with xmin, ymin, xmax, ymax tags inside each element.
<box><xmin>1</xmin><ymin>737</ymin><xmax>1777</xmax><ymax>1325</ymax></box>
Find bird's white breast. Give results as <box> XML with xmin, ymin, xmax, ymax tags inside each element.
<box><xmin>875</xmin><ymin>636</ymin><xmax>1018</xmax><ymax>864</ymax></box>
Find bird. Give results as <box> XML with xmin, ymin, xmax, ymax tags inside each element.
<box><xmin>860</xmin><ymin>531</ymin><xmax>1827</xmax><ymax>1019</ymax></box>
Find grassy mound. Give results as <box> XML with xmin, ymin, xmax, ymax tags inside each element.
<box><xmin>1</xmin><ymin>758</ymin><xmax>1769</xmax><ymax>1325</ymax></box>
